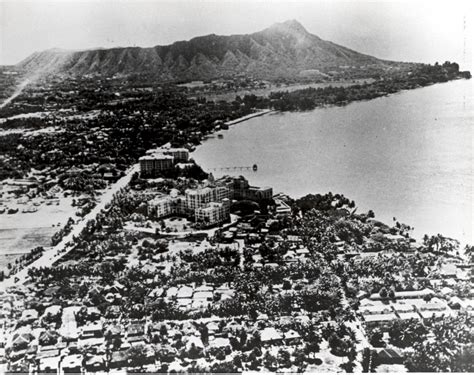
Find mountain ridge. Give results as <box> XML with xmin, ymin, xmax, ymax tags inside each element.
<box><xmin>17</xmin><ymin>20</ymin><xmax>394</xmax><ymax>82</ymax></box>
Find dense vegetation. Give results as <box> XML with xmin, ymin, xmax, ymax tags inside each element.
<box><xmin>267</xmin><ymin>62</ymin><xmax>471</xmax><ymax>111</ymax></box>
<box><xmin>0</xmin><ymin>88</ymin><xmax>255</xmax><ymax>182</ymax></box>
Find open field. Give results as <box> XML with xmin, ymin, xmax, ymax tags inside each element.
<box><xmin>0</xmin><ymin>195</ymin><xmax>76</xmax><ymax>272</ymax></box>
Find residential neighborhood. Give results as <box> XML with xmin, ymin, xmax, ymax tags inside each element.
<box><xmin>1</xmin><ymin>152</ymin><xmax>473</xmax><ymax>373</ymax></box>
<box><xmin>0</xmin><ymin>8</ymin><xmax>473</xmax><ymax>373</ymax></box>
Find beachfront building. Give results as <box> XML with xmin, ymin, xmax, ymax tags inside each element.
<box><xmin>146</xmin><ymin>146</ymin><xmax>189</xmax><ymax>162</ymax></box>
<box><xmin>216</xmin><ymin>175</ymin><xmax>273</xmax><ymax>202</ymax></box>
<box><xmin>213</xmin><ymin>186</ymin><xmax>232</xmax><ymax>202</ymax></box>
<box><xmin>139</xmin><ymin>154</ymin><xmax>174</xmax><ymax>176</ymax></box>
<box><xmin>140</xmin><ymin>145</ymin><xmax>190</xmax><ymax>177</ymax></box>
<box><xmin>275</xmin><ymin>198</ymin><xmax>292</xmax><ymax>217</ymax></box>
<box><xmin>163</xmin><ymin>148</ymin><xmax>189</xmax><ymax>162</ymax></box>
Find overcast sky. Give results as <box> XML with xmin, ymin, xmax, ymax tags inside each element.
<box><xmin>1</xmin><ymin>0</ymin><xmax>472</xmax><ymax>69</ymax></box>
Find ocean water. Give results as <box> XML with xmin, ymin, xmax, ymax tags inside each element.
<box><xmin>193</xmin><ymin>79</ymin><xmax>474</xmax><ymax>245</ymax></box>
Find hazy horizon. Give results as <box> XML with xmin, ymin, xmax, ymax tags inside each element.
<box><xmin>0</xmin><ymin>0</ymin><xmax>473</xmax><ymax>70</ymax></box>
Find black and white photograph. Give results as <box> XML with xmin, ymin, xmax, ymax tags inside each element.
<box><xmin>0</xmin><ymin>0</ymin><xmax>473</xmax><ymax>373</ymax></box>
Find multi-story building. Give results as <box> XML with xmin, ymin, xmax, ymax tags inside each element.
<box><xmin>185</xmin><ymin>186</ymin><xmax>231</xmax><ymax>210</ymax></box>
<box><xmin>148</xmin><ymin>195</ymin><xmax>187</xmax><ymax>218</ymax></box>
<box><xmin>195</xmin><ymin>199</ymin><xmax>230</xmax><ymax>227</ymax></box>
<box><xmin>146</xmin><ymin>146</ymin><xmax>189</xmax><ymax>162</ymax></box>
<box><xmin>212</xmin><ymin>186</ymin><xmax>231</xmax><ymax>202</ymax></box>
<box><xmin>163</xmin><ymin>148</ymin><xmax>189</xmax><ymax>162</ymax></box>
<box><xmin>215</xmin><ymin>178</ymin><xmax>235</xmax><ymax>198</ymax></box>
<box><xmin>149</xmin><ymin>185</ymin><xmax>231</xmax><ymax>226</ymax></box>
<box><xmin>139</xmin><ymin>154</ymin><xmax>174</xmax><ymax>176</ymax></box>
<box><xmin>171</xmin><ymin>196</ymin><xmax>187</xmax><ymax>216</ymax></box>
<box><xmin>185</xmin><ymin>187</ymin><xmax>214</xmax><ymax>212</ymax></box>
<box><xmin>140</xmin><ymin>145</ymin><xmax>189</xmax><ymax>177</ymax></box>
<box><xmin>148</xmin><ymin>195</ymin><xmax>173</xmax><ymax>218</ymax></box>
<box><xmin>215</xmin><ymin>175</ymin><xmax>273</xmax><ymax>202</ymax></box>
<box><xmin>148</xmin><ymin>175</ymin><xmax>269</xmax><ymax>227</ymax></box>
<box><xmin>230</xmin><ymin>176</ymin><xmax>249</xmax><ymax>199</ymax></box>
<box><xmin>245</xmin><ymin>185</ymin><xmax>273</xmax><ymax>201</ymax></box>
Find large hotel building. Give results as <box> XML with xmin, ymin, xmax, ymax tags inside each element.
<box><xmin>148</xmin><ymin>176</ymin><xmax>272</xmax><ymax>227</ymax></box>
<box><xmin>142</xmin><ymin>146</ymin><xmax>272</xmax><ymax>227</ymax></box>
<box><xmin>139</xmin><ymin>145</ymin><xmax>190</xmax><ymax>177</ymax></box>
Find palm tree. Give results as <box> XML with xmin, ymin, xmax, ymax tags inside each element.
<box><xmin>464</xmin><ymin>245</ymin><xmax>474</xmax><ymax>262</ymax></box>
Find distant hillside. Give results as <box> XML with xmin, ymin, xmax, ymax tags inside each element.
<box><xmin>17</xmin><ymin>20</ymin><xmax>396</xmax><ymax>82</ymax></box>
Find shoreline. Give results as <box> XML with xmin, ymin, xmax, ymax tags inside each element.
<box><xmin>0</xmin><ymin>110</ymin><xmax>273</xmax><ymax>276</ymax></box>
<box><xmin>193</xmin><ymin>79</ymin><xmax>472</xmax><ymax>248</ymax></box>
<box><xmin>225</xmin><ymin>109</ymin><xmax>275</xmax><ymax>126</ymax></box>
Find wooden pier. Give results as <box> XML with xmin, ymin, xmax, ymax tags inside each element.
<box><xmin>210</xmin><ymin>164</ymin><xmax>258</xmax><ymax>172</ymax></box>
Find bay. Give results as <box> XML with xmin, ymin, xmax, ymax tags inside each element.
<box><xmin>193</xmin><ymin>79</ymin><xmax>474</xmax><ymax>245</ymax></box>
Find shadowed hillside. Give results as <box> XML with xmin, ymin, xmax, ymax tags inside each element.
<box><xmin>17</xmin><ymin>20</ymin><xmax>397</xmax><ymax>82</ymax></box>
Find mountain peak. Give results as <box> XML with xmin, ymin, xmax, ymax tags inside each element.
<box><xmin>267</xmin><ymin>19</ymin><xmax>310</xmax><ymax>36</ymax></box>
<box><xmin>18</xmin><ymin>19</ymin><xmax>383</xmax><ymax>81</ymax></box>
<box><xmin>281</xmin><ymin>19</ymin><xmax>307</xmax><ymax>30</ymax></box>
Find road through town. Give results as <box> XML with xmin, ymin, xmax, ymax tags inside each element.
<box><xmin>0</xmin><ymin>164</ymin><xmax>139</xmax><ymax>290</ymax></box>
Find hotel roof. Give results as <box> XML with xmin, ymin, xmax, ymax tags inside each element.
<box><xmin>139</xmin><ymin>153</ymin><xmax>174</xmax><ymax>161</ymax></box>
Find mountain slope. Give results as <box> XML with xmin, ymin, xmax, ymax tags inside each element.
<box><xmin>17</xmin><ymin>20</ymin><xmax>390</xmax><ymax>81</ymax></box>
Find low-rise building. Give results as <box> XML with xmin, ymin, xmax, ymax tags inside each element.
<box><xmin>177</xmin><ymin>286</ymin><xmax>194</xmax><ymax>299</ymax></box>
<box><xmin>391</xmin><ymin>303</ymin><xmax>420</xmax><ymax>320</ymax></box>
<box><xmin>61</xmin><ymin>354</ymin><xmax>83</xmax><ymax>374</ymax></box>
<box><xmin>20</xmin><ymin>309</ymin><xmax>38</xmax><ymax>323</ymax></box>
<box><xmin>39</xmin><ymin>356</ymin><xmax>60</xmax><ymax>373</ymax></box>
<box><xmin>275</xmin><ymin>198</ymin><xmax>291</xmax><ymax>216</ymax></box>
<box><xmin>417</xmin><ymin>299</ymin><xmax>453</xmax><ymax>320</ymax></box>
<box><xmin>80</xmin><ymin>321</ymin><xmax>103</xmax><ymax>339</ymax></box>
<box><xmin>369</xmin><ymin>288</ymin><xmax>434</xmax><ymax>301</ymax></box>
<box><xmin>360</xmin><ymin>305</ymin><xmax>397</xmax><ymax>327</ymax></box>
<box><xmin>459</xmin><ymin>299</ymin><xmax>474</xmax><ymax>315</ymax></box>
<box><xmin>260</xmin><ymin>327</ymin><xmax>283</xmax><ymax>344</ymax></box>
